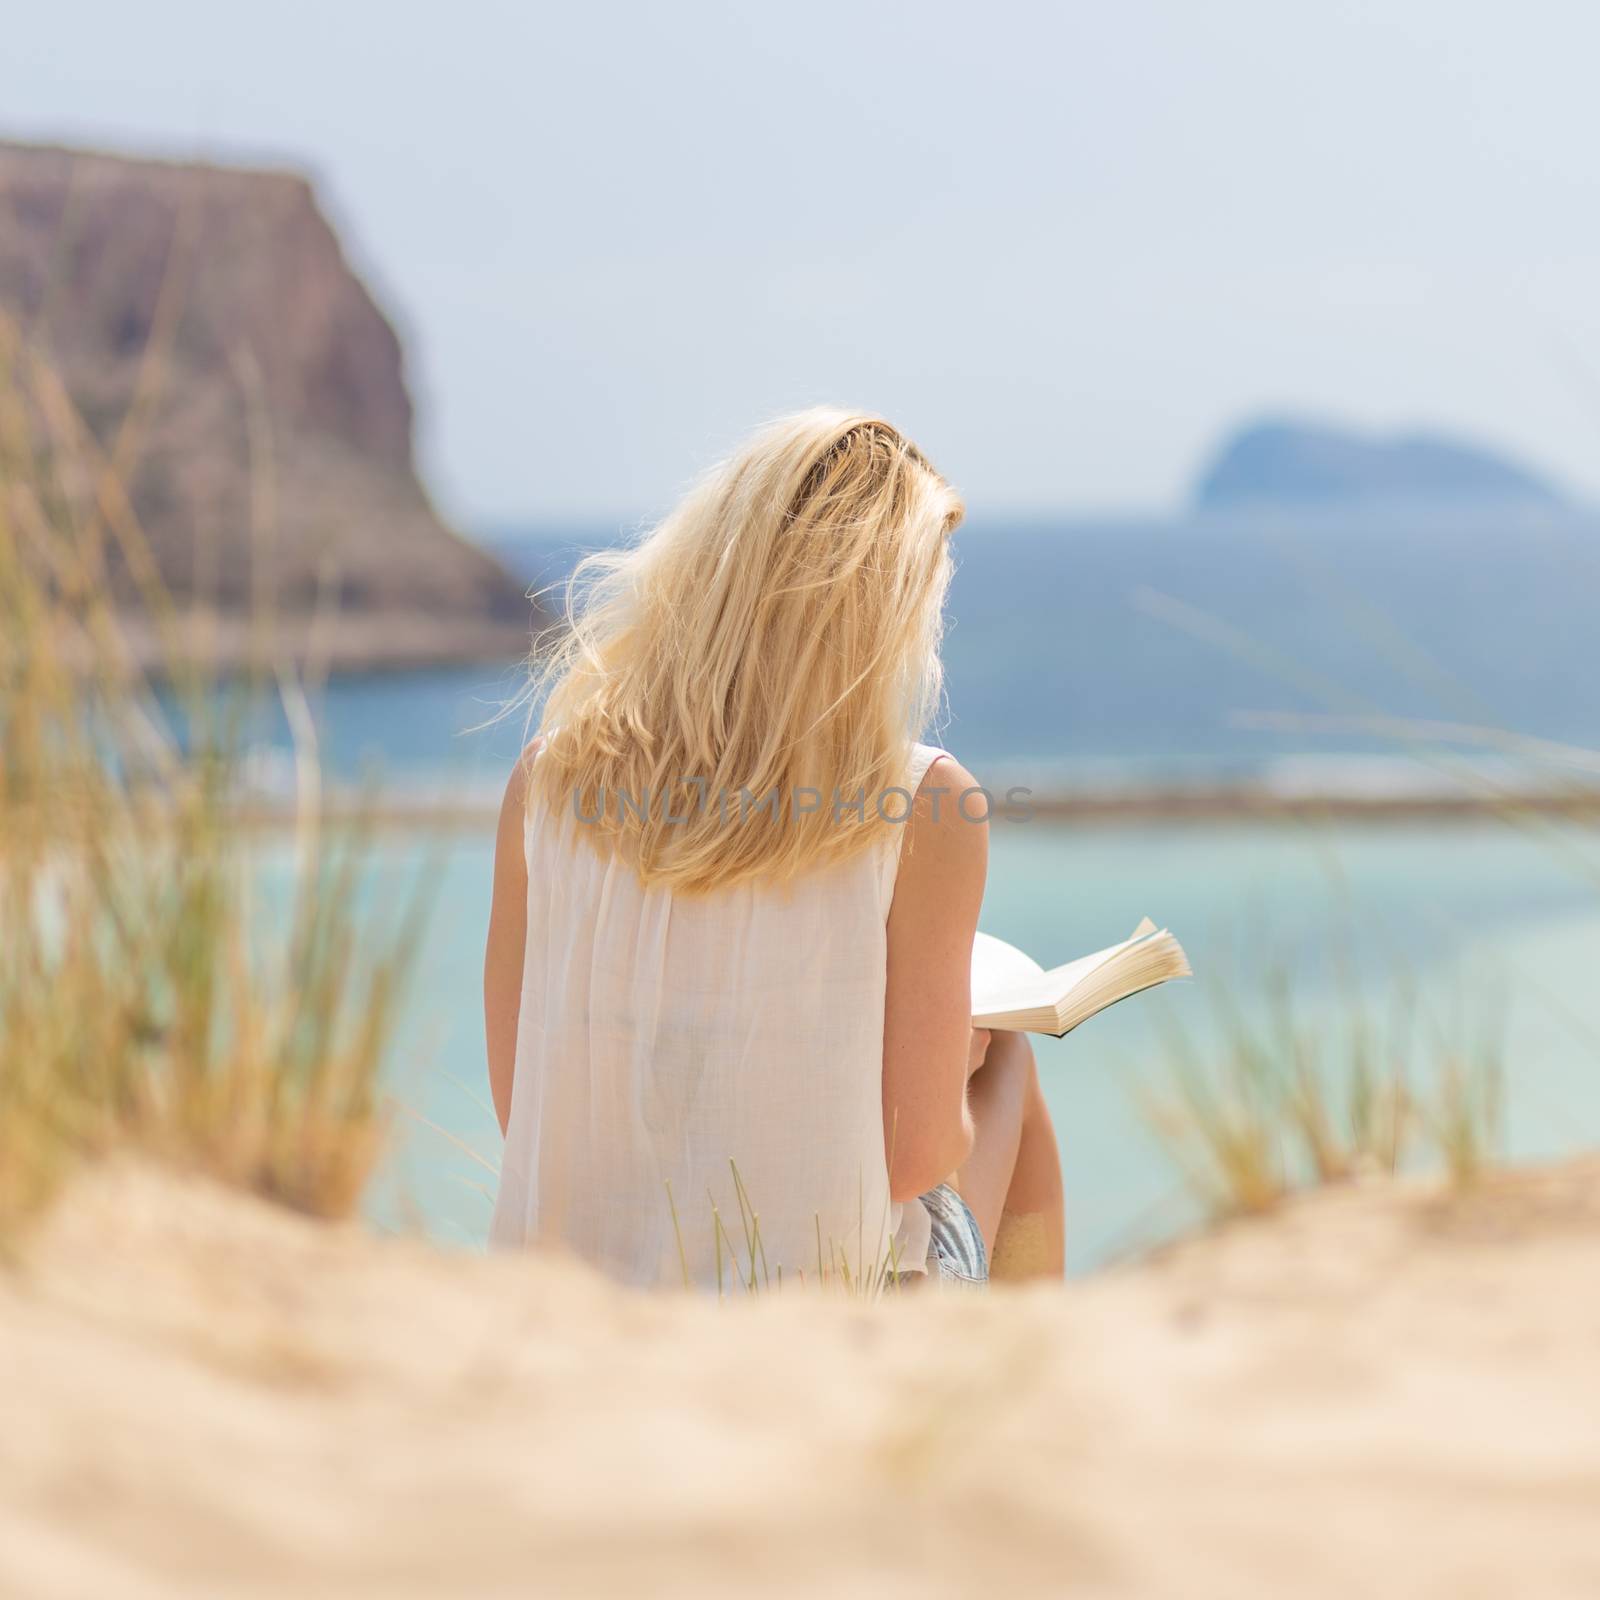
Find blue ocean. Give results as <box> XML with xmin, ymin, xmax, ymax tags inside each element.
<box><xmin>284</xmin><ymin>505</ymin><xmax>1600</xmax><ymax>794</ymax></box>
<box><xmin>272</xmin><ymin>510</ymin><xmax>1600</xmax><ymax>1272</ymax></box>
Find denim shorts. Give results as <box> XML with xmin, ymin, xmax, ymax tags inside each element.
<box><xmin>919</xmin><ymin>1182</ymin><xmax>988</xmax><ymax>1286</ymax></box>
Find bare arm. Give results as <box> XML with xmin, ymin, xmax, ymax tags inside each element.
<box><xmin>881</xmin><ymin>756</ymin><xmax>989</xmax><ymax>1201</ymax></box>
<box><xmin>484</xmin><ymin>741</ymin><xmax>539</xmax><ymax>1136</ymax></box>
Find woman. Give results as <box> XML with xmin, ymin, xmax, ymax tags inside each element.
<box><xmin>483</xmin><ymin>409</ymin><xmax>1063</xmax><ymax>1290</ymax></box>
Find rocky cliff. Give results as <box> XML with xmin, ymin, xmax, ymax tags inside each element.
<box><xmin>0</xmin><ymin>142</ymin><xmax>535</xmax><ymax>670</ymax></box>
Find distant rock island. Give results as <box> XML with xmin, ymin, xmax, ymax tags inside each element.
<box><xmin>0</xmin><ymin>142</ymin><xmax>536</xmax><ymax>671</ymax></box>
<box><xmin>1193</xmin><ymin>417</ymin><xmax>1567</xmax><ymax>513</ymax></box>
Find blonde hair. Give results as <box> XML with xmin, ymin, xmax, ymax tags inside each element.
<box><xmin>526</xmin><ymin>407</ymin><xmax>964</xmax><ymax>894</ymax></box>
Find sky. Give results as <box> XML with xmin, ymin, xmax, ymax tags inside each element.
<box><xmin>4</xmin><ymin>0</ymin><xmax>1600</xmax><ymax>526</ymax></box>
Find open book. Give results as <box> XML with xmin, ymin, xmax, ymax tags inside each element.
<box><xmin>971</xmin><ymin>917</ymin><xmax>1191</xmax><ymax>1037</ymax></box>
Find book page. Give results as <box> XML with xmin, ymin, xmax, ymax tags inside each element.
<box><xmin>1040</xmin><ymin>922</ymin><xmax>1153</xmax><ymax>996</ymax></box>
<box><xmin>970</xmin><ymin>932</ymin><xmax>1048</xmax><ymax>1015</ymax></box>
<box><xmin>973</xmin><ymin>921</ymin><xmax>1167</xmax><ymax>1021</ymax></box>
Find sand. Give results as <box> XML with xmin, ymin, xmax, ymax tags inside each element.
<box><xmin>4</xmin><ymin>1158</ymin><xmax>1599</xmax><ymax>1598</ymax></box>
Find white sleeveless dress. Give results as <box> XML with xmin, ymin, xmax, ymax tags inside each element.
<box><xmin>488</xmin><ymin>742</ymin><xmax>951</xmax><ymax>1290</ymax></box>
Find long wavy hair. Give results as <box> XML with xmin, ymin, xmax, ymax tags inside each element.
<box><xmin>526</xmin><ymin>408</ymin><xmax>964</xmax><ymax>894</ymax></box>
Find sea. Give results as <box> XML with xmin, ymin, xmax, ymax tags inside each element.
<box><xmin>260</xmin><ymin>508</ymin><xmax>1600</xmax><ymax>1273</ymax></box>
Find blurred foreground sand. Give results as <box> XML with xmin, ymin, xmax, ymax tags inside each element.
<box><xmin>4</xmin><ymin>1159</ymin><xmax>1599</xmax><ymax>1598</ymax></box>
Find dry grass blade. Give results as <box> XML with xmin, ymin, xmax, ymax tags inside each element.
<box><xmin>1141</xmin><ymin>944</ymin><xmax>1499</xmax><ymax>1222</ymax></box>
<box><xmin>0</xmin><ymin>317</ymin><xmax>425</xmax><ymax>1240</ymax></box>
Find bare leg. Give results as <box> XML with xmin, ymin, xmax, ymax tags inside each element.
<box><xmin>952</xmin><ymin>1031</ymin><xmax>1065</xmax><ymax>1280</ymax></box>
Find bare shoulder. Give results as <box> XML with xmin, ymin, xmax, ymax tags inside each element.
<box><xmin>496</xmin><ymin>737</ymin><xmax>544</xmax><ymax>839</ymax></box>
<box><xmin>899</xmin><ymin>751</ymin><xmax>989</xmax><ymax>886</ymax></box>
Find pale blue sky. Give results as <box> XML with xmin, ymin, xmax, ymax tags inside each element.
<box><xmin>5</xmin><ymin>0</ymin><xmax>1599</xmax><ymax>523</ymax></box>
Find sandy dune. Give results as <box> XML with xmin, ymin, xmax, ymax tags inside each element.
<box><xmin>4</xmin><ymin>1158</ymin><xmax>1599</xmax><ymax>1598</ymax></box>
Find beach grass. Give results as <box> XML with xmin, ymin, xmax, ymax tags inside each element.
<box><xmin>1141</xmin><ymin>939</ymin><xmax>1509</xmax><ymax>1219</ymax></box>
<box><xmin>0</xmin><ymin>317</ymin><xmax>422</xmax><ymax>1239</ymax></box>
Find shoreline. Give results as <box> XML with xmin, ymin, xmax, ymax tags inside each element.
<box><xmin>68</xmin><ymin>611</ymin><xmax>543</xmax><ymax>679</ymax></box>
<box><xmin>223</xmin><ymin>783</ymin><xmax>1600</xmax><ymax>832</ymax></box>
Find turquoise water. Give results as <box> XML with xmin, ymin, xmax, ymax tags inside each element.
<box><xmin>359</xmin><ymin>813</ymin><xmax>1600</xmax><ymax>1275</ymax></box>
<box><xmin>249</xmin><ymin>510</ymin><xmax>1600</xmax><ymax>1273</ymax></box>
